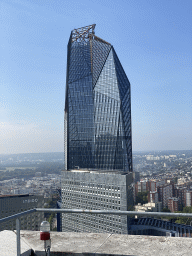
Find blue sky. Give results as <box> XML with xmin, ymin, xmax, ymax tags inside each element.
<box><xmin>0</xmin><ymin>0</ymin><xmax>191</xmax><ymax>154</ymax></box>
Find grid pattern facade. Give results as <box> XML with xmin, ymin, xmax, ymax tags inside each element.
<box><xmin>62</xmin><ymin>171</ymin><xmax>133</xmax><ymax>234</ymax></box>
<box><xmin>0</xmin><ymin>194</ymin><xmax>44</xmax><ymax>231</ymax></box>
<box><xmin>64</xmin><ymin>24</ymin><xmax>132</xmax><ymax>172</ymax></box>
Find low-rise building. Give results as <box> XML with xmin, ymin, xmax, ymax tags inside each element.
<box><xmin>0</xmin><ymin>194</ymin><xmax>44</xmax><ymax>231</ymax></box>
<box><xmin>135</xmin><ymin>202</ymin><xmax>162</xmax><ymax>212</ymax></box>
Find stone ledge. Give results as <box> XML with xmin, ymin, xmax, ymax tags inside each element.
<box><xmin>20</xmin><ymin>231</ymin><xmax>192</xmax><ymax>256</ymax></box>
<box><xmin>1</xmin><ymin>230</ymin><xmax>191</xmax><ymax>256</ymax></box>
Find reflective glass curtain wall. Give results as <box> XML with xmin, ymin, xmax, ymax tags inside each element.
<box><xmin>64</xmin><ymin>25</ymin><xmax>132</xmax><ymax>173</ymax></box>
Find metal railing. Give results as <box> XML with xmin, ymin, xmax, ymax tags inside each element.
<box><xmin>0</xmin><ymin>209</ymin><xmax>36</xmax><ymax>256</ymax></box>
<box><xmin>1</xmin><ymin>208</ymin><xmax>192</xmax><ymax>256</ymax></box>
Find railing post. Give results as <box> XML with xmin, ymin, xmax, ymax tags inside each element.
<box><xmin>16</xmin><ymin>218</ymin><xmax>20</xmax><ymax>256</ymax></box>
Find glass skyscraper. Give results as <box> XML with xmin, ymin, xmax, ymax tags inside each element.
<box><xmin>62</xmin><ymin>25</ymin><xmax>133</xmax><ymax>234</ymax></box>
<box><xmin>64</xmin><ymin>24</ymin><xmax>132</xmax><ymax>173</ymax></box>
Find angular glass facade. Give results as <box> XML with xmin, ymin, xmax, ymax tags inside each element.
<box><xmin>64</xmin><ymin>24</ymin><xmax>132</xmax><ymax>173</ymax></box>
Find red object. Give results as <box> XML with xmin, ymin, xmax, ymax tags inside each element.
<box><xmin>40</xmin><ymin>232</ymin><xmax>50</xmax><ymax>240</ymax></box>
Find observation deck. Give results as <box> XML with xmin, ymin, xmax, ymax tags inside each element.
<box><xmin>0</xmin><ymin>230</ymin><xmax>192</xmax><ymax>256</ymax></box>
<box><xmin>1</xmin><ymin>209</ymin><xmax>192</xmax><ymax>255</ymax></box>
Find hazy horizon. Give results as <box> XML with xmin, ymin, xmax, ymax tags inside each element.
<box><xmin>0</xmin><ymin>149</ymin><xmax>191</xmax><ymax>157</ymax></box>
<box><xmin>1</xmin><ymin>0</ymin><xmax>191</xmax><ymax>154</ymax></box>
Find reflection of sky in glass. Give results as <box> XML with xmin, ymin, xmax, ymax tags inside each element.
<box><xmin>65</xmin><ymin>30</ymin><xmax>132</xmax><ymax>172</ymax></box>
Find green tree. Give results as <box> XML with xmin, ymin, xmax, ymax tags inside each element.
<box><xmin>175</xmin><ymin>206</ymin><xmax>192</xmax><ymax>225</ymax></box>
<box><xmin>48</xmin><ymin>213</ymin><xmax>55</xmax><ymax>231</ymax></box>
<box><xmin>135</xmin><ymin>191</ymin><xmax>148</xmax><ymax>205</ymax></box>
<box><xmin>44</xmin><ymin>193</ymin><xmax>59</xmax><ymax>230</ymax></box>
<box><xmin>162</xmin><ymin>207</ymin><xmax>171</xmax><ymax>212</ymax></box>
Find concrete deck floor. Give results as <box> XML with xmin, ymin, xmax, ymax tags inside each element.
<box><xmin>1</xmin><ymin>230</ymin><xmax>192</xmax><ymax>256</ymax></box>
<box><xmin>0</xmin><ymin>230</ymin><xmax>31</xmax><ymax>256</ymax></box>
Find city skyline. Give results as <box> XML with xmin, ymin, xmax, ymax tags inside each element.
<box><xmin>1</xmin><ymin>0</ymin><xmax>191</xmax><ymax>154</ymax></box>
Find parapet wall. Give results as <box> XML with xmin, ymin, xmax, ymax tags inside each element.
<box><xmin>1</xmin><ymin>230</ymin><xmax>191</xmax><ymax>256</ymax></box>
<box><xmin>22</xmin><ymin>231</ymin><xmax>192</xmax><ymax>256</ymax></box>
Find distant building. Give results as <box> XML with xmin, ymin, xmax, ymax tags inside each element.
<box><xmin>185</xmin><ymin>191</ymin><xmax>192</xmax><ymax>207</ymax></box>
<box><xmin>135</xmin><ymin>181</ymin><xmax>147</xmax><ymax>195</ymax></box>
<box><xmin>135</xmin><ymin>180</ymin><xmax>156</xmax><ymax>198</ymax></box>
<box><xmin>135</xmin><ymin>202</ymin><xmax>162</xmax><ymax>212</ymax></box>
<box><xmin>177</xmin><ymin>177</ymin><xmax>187</xmax><ymax>185</ymax></box>
<box><xmin>133</xmin><ymin>172</ymin><xmax>140</xmax><ymax>201</ymax></box>
<box><xmin>148</xmin><ymin>191</ymin><xmax>158</xmax><ymax>204</ymax></box>
<box><xmin>174</xmin><ymin>187</ymin><xmax>186</xmax><ymax>209</ymax></box>
<box><xmin>168</xmin><ymin>197</ymin><xmax>179</xmax><ymax>212</ymax></box>
<box><xmin>0</xmin><ymin>194</ymin><xmax>44</xmax><ymax>231</ymax></box>
<box><xmin>133</xmin><ymin>172</ymin><xmax>140</xmax><ymax>183</ymax></box>
<box><xmin>157</xmin><ymin>184</ymin><xmax>173</xmax><ymax>208</ymax></box>
<box><xmin>148</xmin><ymin>181</ymin><xmax>157</xmax><ymax>192</ymax></box>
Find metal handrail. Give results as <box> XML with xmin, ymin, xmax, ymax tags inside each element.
<box><xmin>35</xmin><ymin>208</ymin><xmax>192</xmax><ymax>218</ymax></box>
<box><xmin>1</xmin><ymin>208</ymin><xmax>192</xmax><ymax>256</ymax></box>
<box><xmin>0</xmin><ymin>209</ymin><xmax>36</xmax><ymax>256</ymax></box>
<box><xmin>0</xmin><ymin>208</ymin><xmax>36</xmax><ymax>224</ymax></box>
<box><xmin>2</xmin><ymin>208</ymin><xmax>192</xmax><ymax>224</ymax></box>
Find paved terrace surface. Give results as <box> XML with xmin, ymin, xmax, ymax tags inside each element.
<box><xmin>1</xmin><ymin>230</ymin><xmax>192</xmax><ymax>256</ymax></box>
<box><xmin>0</xmin><ymin>230</ymin><xmax>31</xmax><ymax>256</ymax></box>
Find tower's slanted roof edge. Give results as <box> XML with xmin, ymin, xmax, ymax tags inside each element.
<box><xmin>70</xmin><ymin>24</ymin><xmax>111</xmax><ymax>45</ymax></box>
<box><xmin>71</xmin><ymin>24</ymin><xmax>96</xmax><ymax>42</ymax></box>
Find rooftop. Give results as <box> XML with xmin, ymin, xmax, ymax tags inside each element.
<box><xmin>0</xmin><ymin>230</ymin><xmax>191</xmax><ymax>256</ymax></box>
<box><xmin>0</xmin><ymin>194</ymin><xmax>30</xmax><ymax>198</ymax></box>
<box><xmin>71</xmin><ymin>24</ymin><xmax>96</xmax><ymax>42</ymax></box>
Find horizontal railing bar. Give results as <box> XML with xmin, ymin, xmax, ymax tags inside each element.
<box><xmin>36</xmin><ymin>208</ymin><xmax>192</xmax><ymax>218</ymax></box>
<box><xmin>2</xmin><ymin>208</ymin><xmax>192</xmax><ymax>224</ymax></box>
<box><xmin>0</xmin><ymin>209</ymin><xmax>36</xmax><ymax>223</ymax></box>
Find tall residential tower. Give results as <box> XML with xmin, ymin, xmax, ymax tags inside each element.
<box><xmin>62</xmin><ymin>25</ymin><xmax>133</xmax><ymax>234</ymax></box>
